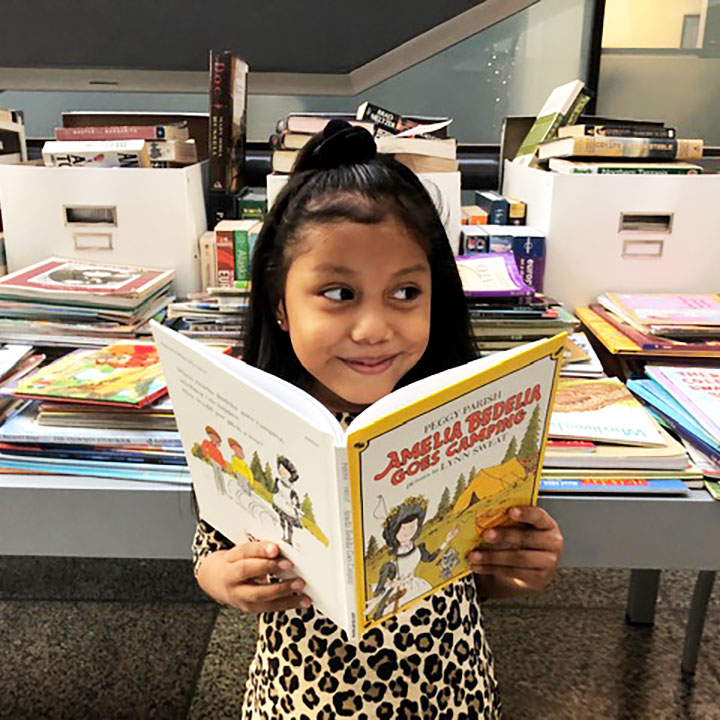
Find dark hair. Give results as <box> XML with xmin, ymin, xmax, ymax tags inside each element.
<box><xmin>276</xmin><ymin>455</ymin><xmax>299</xmax><ymax>482</ymax></box>
<box><xmin>242</xmin><ymin>120</ymin><xmax>475</xmax><ymax>392</ymax></box>
<box><xmin>382</xmin><ymin>498</ymin><xmax>427</xmax><ymax>553</ymax></box>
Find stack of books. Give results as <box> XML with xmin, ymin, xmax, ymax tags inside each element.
<box><xmin>269</xmin><ymin>102</ymin><xmax>454</xmax><ymax>175</ymax></box>
<box><xmin>456</xmin><ymin>253</ymin><xmax>578</xmax><ymax>353</ymax></box>
<box><xmin>0</xmin><ymin>344</ymin><xmax>45</xmax><ymax>425</ymax></box>
<box><xmin>577</xmin><ymin>293</ymin><xmax>720</xmax><ymax>358</ymax></box>
<box><xmin>0</xmin><ymin>342</ymin><xmax>187</xmax><ymax>484</ymax></box>
<box><xmin>539</xmin><ymin>120</ymin><xmax>704</xmax><ymax>175</ymax></box>
<box><xmin>462</xmin><ymin>192</ymin><xmax>526</xmax><ymax>226</ymax></box>
<box><xmin>42</xmin><ymin>122</ymin><xmax>198</xmax><ymax>168</ymax></box>
<box><xmin>627</xmin><ymin>365</ymin><xmax>720</xmax><ymax>499</ymax></box>
<box><xmin>541</xmin><ymin>377</ymin><xmax>696</xmax><ymax>495</ymax></box>
<box><xmin>166</xmin><ymin>287</ymin><xmax>249</xmax><ymax>345</ymax></box>
<box><xmin>0</xmin><ymin>258</ymin><xmax>175</xmax><ymax>348</ymax></box>
<box><xmin>199</xmin><ymin>220</ymin><xmax>262</xmax><ymax>291</ymax></box>
<box><xmin>560</xmin><ymin>332</ymin><xmax>605</xmax><ymax>379</ymax></box>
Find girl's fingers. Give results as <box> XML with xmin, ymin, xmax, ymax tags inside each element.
<box><xmin>228</xmin><ymin>558</ymin><xmax>293</xmax><ymax>583</ymax></box>
<box><xmin>225</xmin><ymin>541</ymin><xmax>282</xmax><ymax>563</ymax></box>
<box><xmin>468</xmin><ymin>549</ymin><xmax>558</xmax><ymax>571</ymax></box>
<box><xmin>506</xmin><ymin>505</ymin><xmax>558</xmax><ymax>530</ymax></box>
<box><xmin>481</xmin><ymin>526</ymin><xmax>564</xmax><ymax>553</ymax></box>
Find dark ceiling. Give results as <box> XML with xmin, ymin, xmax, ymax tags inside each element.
<box><xmin>1</xmin><ymin>0</ymin><xmax>488</xmax><ymax>74</ymax></box>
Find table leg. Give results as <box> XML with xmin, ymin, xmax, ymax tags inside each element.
<box><xmin>681</xmin><ymin>570</ymin><xmax>717</xmax><ymax>675</ymax></box>
<box><xmin>626</xmin><ymin>569</ymin><xmax>661</xmax><ymax>626</ymax></box>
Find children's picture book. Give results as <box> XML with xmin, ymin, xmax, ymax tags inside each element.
<box><xmin>10</xmin><ymin>343</ymin><xmax>166</xmax><ymax>407</ymax></box>
<box><xmin>151</xmin><ymin>322</ymin><xmax>565</xmax><ymax>641</ymax></box>
<box><xmin>549</xmin><ymin>377</ymin><xmax>665</xmax><ymax>446</ymax></box>
<box><xmin>0</xmin><ymin>258</ymin><xmax>174</xmax><ymax>309</ymax></box>
<box><xmin>644</xmin><ymin>366</ymin><xmax>720</xmax><ymax>441</ymax></box>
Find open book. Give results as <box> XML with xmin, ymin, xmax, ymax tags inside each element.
<box><xmin>151</xmin><ymin>322</ymin><xmax>565</xmax><ymax>640</ymax></box>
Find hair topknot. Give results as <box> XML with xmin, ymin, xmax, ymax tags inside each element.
<box><xmin>292</xmin><ymin>118</ymin><xmax>376</xmax><ymax>173</ymax></box>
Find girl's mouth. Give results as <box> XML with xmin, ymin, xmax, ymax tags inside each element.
<box><xmin>341</xmin><ymin>355</ymin><xmax>398</xmax><ymax>374</ymax></box>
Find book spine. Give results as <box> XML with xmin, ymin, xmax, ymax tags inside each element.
<box><xmin>42</xmin><ymin>142</ymin><xmax>150</xmax><ymax>168</ymax></box>
<box><xmin>510</xmin><ymin>235</ymin><xmax>545</xmax><ymax>292</ymax></box>
<box><xmin>199</xmin><ymin>231</ymin><xmax>217</xmax><ymax>291</ymax></box>
<box><xmin>208</xmin><ymin>50</ymin><xmax>233</xmax><ymax>193</ymax></box>
<box><xmin>573</xmin><ymin>136</ymin><xmax>703</xmax><ymax>160</ymax></box>
<box><xmin>335</xmin><ymin>447</ymin><xmax>358</xmax><ymax>640</ymax></box>
<box><xmin>356</xmin><ymin>102</ymin><xmax>447</xmax><ymax>139</ymax></box>
<box><xmin>575</xmin><ymin>307</ymin><xmax>641</xmax><ymax>353</ymax></box>
<box><xmin>54</xmin><ymin>126</ymin><xmax>172</xmax><ymax>141</ymax></box>
<box><xmin>214</xmin><ymin>230</ymin><xmax>235</xmax><ymax>288</ymax></box>
<box><xmin>474</xmin><ymin>192</ymin><xmax>509</xmax><ymax>225</ymax></box>
<box><xmin>145</xmin><ymin>139</ymin><xmax>197</xmax><ymax>164</ymax></box>
<box><xmin>563</xmin><ymin>90</ymin><xmax>591</xmax><ymax>128</ymax></box>
<box><xmin>585</xmin><ymin>126</ymin><xmax>677</xmax><ymax>139</ymax></box>
<box><xmin>227</xmin><ymin>56</ymin><xmax>249</xmax><ymax>194</ymax></box>
<box><xmin>233</xmin><ymin>229</ymin><xmax>250</xmax><ymax>287</ymax></box>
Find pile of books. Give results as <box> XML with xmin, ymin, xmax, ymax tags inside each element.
<box><xmin>628</xmin><ymin>365</ymin><xmax>720</xmax><ymax>499</ymax></box>
<box><xmin>0</xmin><ymin>257</ymin><xmax>175</xmax><ymax>347</ymax></box>
<box><xmin>538</xmin><ymin>121</ymin><xmax>703</xmax><ymax>176</ymax></box>
<box><xmin>0</xmin><ymin>344</ymin><xmax>45</xmax><ymax>424</ymax></box>
<box><xmin>199</xmin><ymin>220</ymin><xmax>262</xmax><ymax>292</ymax></box>
<box><xmin>577</xmin><ymin>293</ymin><xmax>720</xmax><ymax>358</ymax></box>
<box><xmin>269</xmin><ymin>102</ymin><xmax>455</xmax><ymax>175</ymax></box>
<box><xmin>462</xmin><ymin>191</ymin><xmax>526</xmax><ymax>226</ymax></box>
<box><xmin>456</xmin><ymin>253</ymin><xmax>578</xmax><ymax>353</ymax></box>
<box><xmin>167</xmin><ymin>287</ymin><xmax>249</xmax><ymax>345</ymax></box>
<box><xmin>0</xmin><ymin>342</ymin><xmax>187</xmax><ymax>484</ymax></box>
<box><xmin>42</xmin><ymin>122</ymin><xmax>198</xmax><ymax>168</ymax></box>
<box><xmin>560</xmin><ymin>333</ymin><xmax>604</xmax><ymax>379</ymax></box>
<box><xmin>541</xmin><ymin>377</ymin><xmax>697</xmax><ymax>495</ymax></box>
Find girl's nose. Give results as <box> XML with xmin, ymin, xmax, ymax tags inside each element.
<box><xmin>350</xmin><ymin>306</ymin><xmax>392</xmax><ymax>344</ymax></box>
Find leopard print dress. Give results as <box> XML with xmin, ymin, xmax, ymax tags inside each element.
<box><xmin>192</xmin><ymin>413</ymin><xmax>502</xmax><ymax>720</ymax></box>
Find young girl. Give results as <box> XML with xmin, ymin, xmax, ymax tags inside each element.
<box><xmin>192</xmin><ymin>120</ymin><xmax>564</xmax><ymax>719</ymax></box>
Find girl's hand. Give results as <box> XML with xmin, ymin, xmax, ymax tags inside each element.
<box><xmin>196</xmin><ymin>541</ymin><xmax>313</xmax><ymax>613</ymax></box>
<box><xmin>468</xmin><ymin>506</ymin><xmax>563</xmax><ymax>598</ymax></box>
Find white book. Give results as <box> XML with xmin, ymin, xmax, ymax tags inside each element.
<box><xmin>152</xmin><ymin>321</ymin><xmax>565</xmax><ymax>640</ymax></box>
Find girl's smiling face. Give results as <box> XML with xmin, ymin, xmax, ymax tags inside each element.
<box><xmin>279</xmin><ymin>215</ymin><xmax>431</xmax><ymax>410</ymax></box>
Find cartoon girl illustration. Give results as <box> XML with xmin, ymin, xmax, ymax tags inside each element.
<box><xmin>369</xmin><ymin>496</ymin><xmax>459</xmax><ymax>621</ymax></box>
<box><xmin>271</xmin><ymin>456</ymin><xmax>303</xmax><ymax>545</ymax></box>
<box><xmin>201</xmin><ymin>426</ymin><xmax>228</xmax><ymax>496</ymax></box>
<box><xmin>227</xmin><ymin>438</ymin><xmax>253</xmax><ymax>499</ymax></box>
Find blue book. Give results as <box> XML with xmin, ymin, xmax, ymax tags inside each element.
<box><xmin>627</xmin><ymin>378</ymin><xmax>720</xmax><ymax>464</ymax></box>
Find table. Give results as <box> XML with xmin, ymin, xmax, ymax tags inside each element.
<box><xmin>1</xmin><ymin>477</ymin><xmax>718</xmax><ymax>672</ymax></box>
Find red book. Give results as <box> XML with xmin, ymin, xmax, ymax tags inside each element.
<box><xmin>54</xmin><ymin>124</ymin><xmax>189</xmax><ymax>141</ymax></box>
<box><xmin>214</xmin><ymin>233</ymin><xmax>235</xmax><ymax>288</ymax></box>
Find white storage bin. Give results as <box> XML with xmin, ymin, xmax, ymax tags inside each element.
<box><xmin>0</xmin><ymin>162</ymin><xmax>207</xmax><ymax>297</ymax></box>
<box><xmin>502</xmin><ymin>161</ymin><xmax>720</xmax><ymax>311</ymax></box>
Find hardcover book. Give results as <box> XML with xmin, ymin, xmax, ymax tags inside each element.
<box><xmin>151</xmin><ymin>322</ymin><xmax>565</xmax><ymax>640</ymax></box>
<box><xmin>41</xmin><ymin>140</ymin><xmax>151</xmax><ymax>168</ymax></box>
<box><xmin>538</xmin><ymin>136</ymin><xmax>704</xmax><ymax>161</ymax></box>
<box><xmin>54</xmin><ymin>124</ymin><xmax>190</xmax><ymax>142</ymax></box>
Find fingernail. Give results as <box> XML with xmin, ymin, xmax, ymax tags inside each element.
<box><xmin>265</xmin><ymin>543</ymin><xmax>277</xmax><ymax>556</ymax></box>
<box><xmin>510</xmin><ymin>508</ymin><xmax>522</xmax><ymax>520</ymax></box>
<box><xmin>278</xmin><ymin>560</ymin><xmax>293</xmax><ymax>572</ymax></box>
<box><xmin>300</xmin><ymin>598</ymin><xmax>312</xmax><ymax>608</ymax></box>
<box><xmin>484</xmin><ymin>530</ymin><xmax>497</xmax><ymax>542</ymax></box>
<box><xmin>470</xmin><ymin>552</ymin><xmax>482</xmax><ymax>562</ymax></box>
<box><xmin>291</xmin><ymin>580</ymin><xmax>305</xmax><ymax>592</ymax></box>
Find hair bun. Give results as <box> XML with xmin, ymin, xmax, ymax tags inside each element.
<box><xmin>293</xmin><ymin>118</ymin><xmax>376</xmax><ymax>173</ymax></box>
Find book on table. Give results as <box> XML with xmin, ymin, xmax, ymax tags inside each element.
<box><xmin>151</xmin><ymin>321</ymin><xmax>566</xmax><ymax>641</ymax></box>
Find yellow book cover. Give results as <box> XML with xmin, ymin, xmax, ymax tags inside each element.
<box><xmin>153</xmin><ymin>322</ymin><xmax>565</xmax><ymax>641</ymax></box>
<box><xmin>576</xmin><ymin>306</ymin><xmax>641</xmax><ymax>354</ymax></box>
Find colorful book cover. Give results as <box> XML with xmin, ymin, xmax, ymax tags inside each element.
<box><xmin>0</xmin><ymin>258</ymin><xmax>173</xmax><ymax>305</ymax></box>
<box><xmin>152</xmin><ymin>321</ymin><xmax>565</xmax><ymax>641</ymax></box>
<box><xmin>549</xmin><ymin>377</ymin><xmax>665</xmax><ymax>446</ymax></box>
<box><xmin>455</xmin><ymin>253</ymin><xmax>534</xmax><ymax>298</ymax></box>
<box><xmin>11</xmin><ymin>343</ymin><xmax>167</xmax><ymax>407</ymax></box>
<box><xmin>644</xmin><ymin>366</ymin><xmax>720</xmax><ymax>441</ymax></box>
<box><xmin>601</xmin><ymin>293</ymin><xmax>720</xmax><ymax>329</ymax></box>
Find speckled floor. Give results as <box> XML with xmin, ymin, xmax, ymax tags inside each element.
<box><xmin>1</xmin><ymin>558</ymin><xmax>718</xmax><ymax>720</ymax></box>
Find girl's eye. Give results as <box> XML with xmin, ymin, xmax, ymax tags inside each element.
<box><xmin>392</xmin><ymin>286</ymin><xmax>421</xmax><ymax>301</ymax></box>
<box><xmin>321</xmin><ymin>287</ymin><xmax>354</xmax><ymax>301</ymax></box>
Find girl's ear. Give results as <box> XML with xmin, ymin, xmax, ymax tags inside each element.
<box><xmin>276</xmin><ymin>300</ymin><xmax>289</xmax><ymax>331</ymax></box>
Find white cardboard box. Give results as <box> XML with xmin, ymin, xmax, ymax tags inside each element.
<box><xmin>0</xmin><ymin>162</ymin><xmax>207</xmax><ymax>296</ymax></box>
<box><xmin>502</xmin><ymin>160</ymin><xmax>720</xmax><ymax>312</ymax></box>
<box><xmin>267</xmin><ymin>171</ymin><xmax>462</xmax><ymax>254</ymax></box>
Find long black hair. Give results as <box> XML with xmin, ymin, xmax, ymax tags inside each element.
<box><xmin>242</xmin><ymin>120</ymin><xmax>476</xmax><ymax>392</ymax></box>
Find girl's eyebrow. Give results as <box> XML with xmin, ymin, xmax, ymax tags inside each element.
<box><xmin>312</xmin><ymin>263</ymin><xmax>429</xmax><ymax>277</ymax></box>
